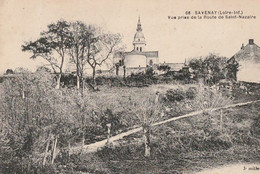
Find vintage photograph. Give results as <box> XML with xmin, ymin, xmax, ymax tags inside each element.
<box><xmin>0</xmin><ymin>0</ymin><xmax>260</xmax><ymax>173</ymax></box>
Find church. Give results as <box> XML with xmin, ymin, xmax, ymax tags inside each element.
<box><xmin>113</xmin><ymin>17</ymin><xmax>159</xmax><ymax>75</ymax></box>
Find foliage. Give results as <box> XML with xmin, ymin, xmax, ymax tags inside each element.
<box><xmin>5</xmin><ymin>69</ymin><xmax>14</xmax><ymax>75</ymax></box>
<box><xmin>22</xmin><ymin>19</ymin><xmax>123</xmax><ymax>88</ymax></box>
<box><xmin>157</xmin><ymin>64</ymin><xmax>171</xmax><ymax>72</ymax></box>
<box><xmin>226</xmin><ymin>58</ymin><xmax>239</xmax><ymax>81</ymax></box>
<box><xmin>22</xmin><ymin>20</ymin><xmax>71</xmax><ymax>88</ymax></box>
<box><xmin>165</xmin><ymin>88</ymin><xmax>186</xmax><ymax>102</ymax></box>
<box><xmin>145</xmin><ymin>66</ymin><xmax>155</xmax><ymax>77</ymax></box>
<box><xmin>188</xmin><ymin>54</ymin><xmax>228</xmax><ymax>84</ymax></box>
<box><xmin>0</xmin><ymin>70</ymin><xmax>98</xmax><ymax>171</ymax></box>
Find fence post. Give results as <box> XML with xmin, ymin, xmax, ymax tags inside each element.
<box><xmin>143</xmin><ymin>124</ymin><xmax>151</xmax><ymax>158</ymax></box>
<box><xmin>106</xmin><ymin>123</ymin><xmax>111</xmax><ymax>144</ymax></box>
<box><xmin>220</xmin><ymin>109</ymin><xmax>223</xmax><ymax>131</ymax></box>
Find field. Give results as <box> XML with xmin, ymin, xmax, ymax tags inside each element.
<box><xmin>0</xmin><ymin>74</ymin><xmax>260</xmax><ymax>174</ymax></box>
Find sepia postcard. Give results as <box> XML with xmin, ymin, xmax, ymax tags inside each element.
<box><xmin>0</xmin><ymin>0</ymin><xmax>260</xmax><ymax>173</ymax></box>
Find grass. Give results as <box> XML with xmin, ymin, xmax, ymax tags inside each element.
<box><xmin>1</xmin><ymin>79</ymin><xmax>260</xmax><ymax>173</ymax></box>
<box><xmin>67</xmin><ymin>99</ymin><xmax>260</xmax><ymax>174</ymax></box>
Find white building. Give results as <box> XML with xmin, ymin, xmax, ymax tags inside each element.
<box><xmin>114</xmin><ymin>17</ymin><xmax>159</xmax><ymax>75</ymax></box>
<box><xmin>229</xmin><ymin>39</ymin><xmax>260</xmax><ymax>83</ymax></box>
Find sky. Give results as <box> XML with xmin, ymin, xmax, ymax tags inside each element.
<box><xmin>0</xmin><ymin>0</ymin><xmax>260</xmax><ymax>74</ymax></box>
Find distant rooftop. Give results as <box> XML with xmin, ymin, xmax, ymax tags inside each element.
<box><xmin>231</xmin><ymin>39</ymin><xmax>260</xmax><ymax>63</ymax></box>
<box><xmin>162</xmin><ymin>62</ymin><xmax>185</xmax><ymax>71</ymax></box>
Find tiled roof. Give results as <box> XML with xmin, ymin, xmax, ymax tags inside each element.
<box><xmin>231</xmin><ymin>40</ymin><xmax>260</xmax><ymax>63</ymax></box>
<box><xmin>124</xmin><ymin>50</ymin><xmax>159</xmax><ymax>58</ymax></box>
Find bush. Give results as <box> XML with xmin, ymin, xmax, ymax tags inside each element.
<box><xmin>185</xmin><ymin>87</ymin><xmax>197</xmax><ymax>99</ymax></box>
<box><xmin>165</xmin><ymin>88</ymin><xmax>186</xmax><ymax>102</ymax></box>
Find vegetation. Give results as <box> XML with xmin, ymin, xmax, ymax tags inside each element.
<box><xmin>22</xmin><ymin>20</ymin><xmax>123</xmax><ymax>89</ymax></box>
<box><xmin>188</xmin><ymin>54</ymin><xmax>239</xmax><ymax>84</ymax></box>
<box><xmin>0</xmin><ymin>20</ymin><xmax>258</xmax><ymax>174</ymax></box>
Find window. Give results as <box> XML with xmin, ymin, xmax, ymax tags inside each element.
<box><xmin>137</xmin><ymin>47</ymin><xmax>139</xmax><ymax>51</ymax></box>
<box><xmin>140</xmin><ymin>47</ymin><xmax>142</xmax><ymax>52</ymax></box>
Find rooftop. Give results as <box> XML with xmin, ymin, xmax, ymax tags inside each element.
<box><xmin>231</xmin><ymin>39</ymin><xmax>260</xmax><ymax>63</ymax></box>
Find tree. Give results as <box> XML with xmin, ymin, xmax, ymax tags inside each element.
<box><xmin>22</xmin><ymin>20</ymin><xmax>71</xmax><ymax>89</ymax></box>
<box><xmin>85</xmin><ymin>31</ymin><xmax>123</xmax><ymax>84</ymax></box>
<box><xmin>157</xmin><ymin>65</ymin><xmax>170</xmax><ymax>72</ymax></box>
<box><xmin>68</xmin><ymin>22</ymin><xmax>96</xmax><ymax>90</ymax></box>
<box><xmin>203</xmin><ymin>54</ymin><xmax>227</xmax><ymax>84</ymax></box>
<box><xmin>119</xmin><ymin>92</ymin><xmax>164</xmax><ymax>157</ymax></box>
<box><xmin>226</xmin><ymin>57</ymin><xmax>239</xmax><ymax>81</ymax></box>
<box><xmin>188</xmin><ymin>57</ymin><xmax>204</xmax><ymax>79</ymax></box>
<box><xmin>188</xmin><ymin>54</ymin><xmax>228</xmax><ymax>84</ymax></box>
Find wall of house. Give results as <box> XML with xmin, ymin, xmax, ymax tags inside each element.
<box><xmin>237</xmin><ymin>60</ymin><xmax>260</xmax><ymax>83</ymax></box>
<box><xmin>124</xmin><ymin>54</ymin><xmax>146</xmax><ymax>68</ymax></box>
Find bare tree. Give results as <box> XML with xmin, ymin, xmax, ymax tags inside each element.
<box><xmin>86</xmin><ymin>32</ymin><xmax>123</xmax><ymax>84</ymax></box>
<box><xmin>120</xmin><ymin>92</ymin><xmax>164</xmax><ymax>157</ymax></box>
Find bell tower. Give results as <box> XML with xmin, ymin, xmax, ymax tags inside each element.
<box><xmin>133</xmin><ymin>16</ymin><xmax>146</xmax><ymax>52</ymax></box>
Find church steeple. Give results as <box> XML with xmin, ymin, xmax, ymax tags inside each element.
<box><xmin>137</xmin><ymin>16</ymin><xmax>142</xmax><ymax>31</ymax></box>
<box><xmin>133</xmin><ymin>16</ymin><xmax>146</xmax><ymax>52</ymax></box>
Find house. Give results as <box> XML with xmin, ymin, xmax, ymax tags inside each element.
<box><xmin>229</xmin><ymin>39</ymin><xmax>260</xmax><ymax>83</ymax></box>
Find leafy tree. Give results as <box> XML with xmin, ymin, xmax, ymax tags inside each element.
<box><xmin>189</xmin><ymin>54</ymin><xmax>228</xmax><ymax>84</ymax></box>
<box><xmin>22</xmin><ymin>20</ymin><xmax>71</xmax><ymax>89</ymax></box>
<box><xmin>226</xmin><ymin>57</ymin><xmax>239</xmax><ymax>81</ymax></box>
<box><xmin>68</xmin><ymin>22</ymin><xmax>97</xmax><ymax>90</ymax></box>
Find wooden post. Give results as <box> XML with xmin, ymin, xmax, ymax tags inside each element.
<box><xmin>51</xmin><ymin>136</ymin><xmax>58</xmax><ymax>164</ymax></box>
<box><xmin>66</xmin><ymin>141</ymin><xmax>70</xmax><ymax>159</ymax></box>
<box><xmin>123</xmin><ymin>66</ymin><xmax>126</xmax><ymax>79</ymax></box>
<box><xmin>82</xmin><ymin>131</ymin><xmax>85</xmax><ymax>149</ymax></box>
<box><xmin>106</xmin><ymin>123</ymin><xmax>111</xmax><ymax>144</ymax></box>
<box><xmin>43</xmin><ymin>134</ymin><xmax>50</xmax><ymax>165</ymax></box>
<box><xmin>143</xmin><ymin>124</ymin><xmax>151</xmax><ymax>158</ymax></box>
<box><xmin>77</xmin><ymin>75</ymin><xmax>80</xmax><ymax>89</ymax></box>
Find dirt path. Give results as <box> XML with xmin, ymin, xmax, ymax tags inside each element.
<box><xmin>70</xmin><ymin>99</ymin><xmax>260</xmax><ymax>154</ymax></box>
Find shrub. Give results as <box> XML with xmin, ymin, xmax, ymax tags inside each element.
<box><xmin>165</xmin><ymin>88</ymin><xmax>186</xmax><ymax>102</ymax></box>
<box><xmin>185</xmin><ymin>87</ymin><xmax>197</xmax><ymax>99</ymax></box>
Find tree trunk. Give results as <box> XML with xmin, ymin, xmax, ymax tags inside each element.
<box><xmin>123</xmin><ymin>66</ymin><xmax>126</xmax><ymax>80</ymax></box>
<box><xmin>77</xmin><ymin>75</ymin><xmax>80</xmax><ymax>89</ymax></box>
<box><xmin>143</xmin><ymin>125</ymin><xmax>151</xmax><ymax>158</ymax></box>
<box><xmin>82</xmin><ymin>129</ymin><xmax>85</xmax><ymax>150</ymax></box>
<box><xmin>55</xmin><ymin>74</ymin><xmax>62</xmax><ymax>89</ymax></box>
<box><xmin>43</xmin><ymin>134</ymin><xmax>50</xmax><ymax>166</ymax></box>
<box><xmin>22</xmin><ymin>85</ymin><xmax>25</xmax><ymax>99</ymax></box>
<box><xmin>68</xmin><ymin>141</ymin><xmax>71</xmax><ymax>159</ymax></box>
<box><xmin>92</xmin><ymin>67</ymin><xmax>96</xmax><ymax>85</ymax></box>
<box><xmin>51</xmin><ymin>136</ymin><xmax>58</xmax><ymax>164</ymax></box>
<box><xmin>81</xmin><ymin>76</ymin><xmax>85</xmax><ymax>96</ymax></box>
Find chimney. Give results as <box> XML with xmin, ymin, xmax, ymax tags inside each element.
<box><xmin>249</xmin><ymin>39</ymin><xmax>254</xmax><ymax>45</ymax></box>
<box><xmin>241</xmin><ymin>43</ymin><xmax>244</xmax><ymax>49</ymax></box>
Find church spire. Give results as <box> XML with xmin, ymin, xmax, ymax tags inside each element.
<box><xmin>133</xmin><ymin>16</ymin><xmax>146</xmax><ymax>52</ymax></box>
<box><xmin>137</xmin><ymin>16</ymin><xmax>142</xmax><ymax>31</ymax></box>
